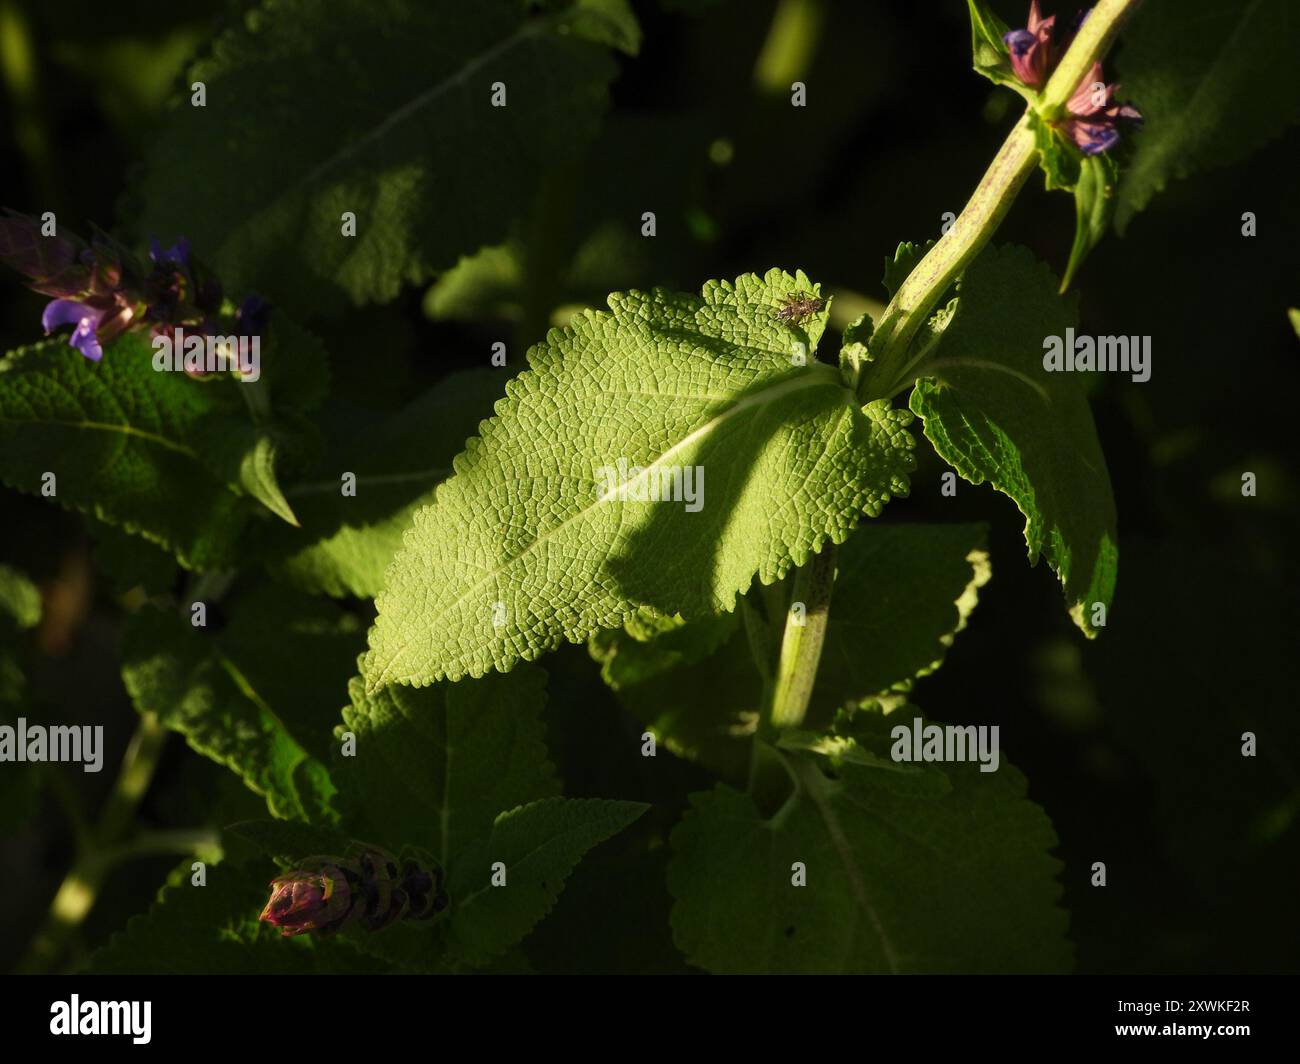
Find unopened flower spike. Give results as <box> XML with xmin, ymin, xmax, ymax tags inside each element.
<box><xmin>1062</xmin><ymin>60</ymin><xmax>1143</xmax><ymax>156</ymax></box>
<box><xmin>259</xmin><ymin>846</ymin><xmax>448</xmax><ymax>938</ymax></box>
<box><xmin>1002</xmin><ymin>0</ymin><xmax>1058</xmax><ymax>89</ymax></box>
<box><xmin>0</xmin><ymin>211</ymin><xmax>271</xmax><ymax>364</ymax></box>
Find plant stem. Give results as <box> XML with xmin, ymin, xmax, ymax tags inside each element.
<box><xmin>768</xmin><ymin>546</ymin><xmax>836</xmax><ymax>731</ymax></box>
<box><xmin>96</xmin><ymin>712</ymin><xmax>170</xmax><ymax>844</ymax></box>
<box><xmin>100</xmin><ymin>828</ymin><xmax>223</xmax><ymax>865</ymax></box>
<box><xmin>17</xmin><ymin>713</ymin><xmax>169</xmax><ymax>974</ymax></box>
<box><xmin>862</xmin><ymin>112</ymin><xmax>1037</xmax><ymax>398</ymax></box>
<box><xmin>859</xmin><ymin>0</ymin><xmax>1144</xmax><ymax>401</ymax></box>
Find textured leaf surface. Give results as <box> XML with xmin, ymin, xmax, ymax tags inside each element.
<box><xmin>909</xmin><ymin>245</ymin><xmax>1117</xmax><ymax>635</ymax></box>
<box><xmin>134</xmin><ymin>0</ymin><xmax>625</xmax><ymax>312</ymax></box>
<box><xmin>1116</xmin><ymin>0</ymin><xmax>1300</xmax><ymax>231</ymax></box>
<box><xmin>261</xmin><ymin>370</ymin><xmax>505</xmax><ymax>598</ymax></box>
<box><xmin>366</xmin><ymin>269</ymin><xmax>915</xmax><ymax>686</ymax></box>
<box><xmin>0</xmin><ymin>337</ymin><xmax>250</xmax><ymax>569</ymax></box>
<box><xmin>668</xmin><ymin>708</ymin><xmax>1071</xmax><ymax>974</ymax></box>
<box><xmin>225</xmin><ymin>819</ymin><xmax>354</xmax><ymax>864</ymax></box>
<box><xmin>446</xmin><ymin>797</ymin><xmax>648</xmax><ymax>966</ymax></box>
<box><xmin>338</xmin><ymin>663</ymin><xmax>558</xmax><ymax>858</ymax></box>
<box><xmin>121</xmin><ymin>586</ymin><xmax>365</xmax><ymax>819</ymax></box>
<box><xmin>89</xmin><ymin>519</ymin><xmax>180</xmax><ymax>595</ymax></box>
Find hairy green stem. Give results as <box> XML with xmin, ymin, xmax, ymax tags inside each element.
<box><xmin>769</xmin><ymin>546</ymin><xmax>836</xmax><ymax>731</ymax></box>
<box><xmin>859</xmin><ymin>0</ymin><xmax>1144</xmax><ymax>401</ymax></box>
<box><xmin>862</xmin><ymin>112</ymin><xmax>1037</xmax><ymax>398</ymax></box>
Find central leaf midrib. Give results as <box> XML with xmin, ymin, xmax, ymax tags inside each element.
<box><xmin>372</xmin><ymin>369</ymin><xmax>846</xmax><ymax>686</ymax></box>
<box><xmin>0</xmin><ymin>415</ymin><xmax>200</xmax><ymax>459</ymax></box>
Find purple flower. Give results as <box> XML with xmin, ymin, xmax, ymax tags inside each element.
<box><xmin>1063</xmin><ymin>62</ymin><xmax>1143</xmax><ymax>155</ymax></box>
<box><xmin>1003</xmin><ymin>0</ymin><xmax>1058</xmax><ymax>89</ymax></box>
<box><xmin>41</xmin><ymin>296</ymin><xmax>135</xmax><ymax>362</ymax></box>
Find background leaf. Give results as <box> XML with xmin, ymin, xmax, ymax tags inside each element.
<box><xmin>132</xmin><ymin>0</ymin><xmax>628</xmax><ymax>313</ymax></box>
<box><xmin>121</xmin><ymin>585</ymin><xmax>365</xmax><ymax>820</ymax></box>
<box><xmin>810</xmin><ymin>521</ymin><xmax>990</xmax><ymax>713</ymax></box>
<box><xmin>1115</xmin><ymin>0</ymin><xmax>1300</xmax><ymax>231</ymax></box>
<box><xmin>0</xmin><ymin>336</ymin><xmax>250</xmax><ymax>569</ymax></box>
<box><xmin>260</xmin><ymin>369</ymin><xmax>506</xmax><ymax>598</ymax></box>
<box><xmin>668</xmin><ymin>707</ymin><xmax>1071</xmax><ymax>974</ymax></box>
<box><xmin>908</xmin><ymin>245</ymin><xmax>1117</xmax><ymax>636</ymax></box>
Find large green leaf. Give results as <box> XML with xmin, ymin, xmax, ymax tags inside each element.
<box><xmin>337</xmin><ymin>663</ymin><xmax>558</xmax><ymax>859</ymax></box>
<box><xmin>133</xmin><ymin>0</ymin><xmax>632</xmax><ymax>313</ymax></box>
<box><xmin>668</xmin><ymin>707</ymin><xmax>1071</xmax><ymax>973</ymax></box>
<box><xmin>1115</xmin><ymin>0</ymin><xmax>1300</xmax><ymax>231</ymax></box>
<box><xmin>0</xmin><ymin>337</ymin><xmax>249</xmax><ymax>569</ymax></box>
<box><xmin>260</xmin><ymin>370</ymin><xmax>506</xmax><ymax>598</ymax></box>
<box><xmin>121</xmin><ymin>585</ymin><xmax>365</xmax><ymax>819</ymax></box>
<box><xmin>0</xmin><ymin>320</ymin><xmax>327</xmax><ymax>566</ymax></box>
<box><xmin>908</xmin><ymin>245</ymin><xmax>1117</xmax><ymax>636</ymax></box>
<box><xmin>365</xmin><ymin>269</ymin><xmax>915</xmax><ymax>687</ymax></box>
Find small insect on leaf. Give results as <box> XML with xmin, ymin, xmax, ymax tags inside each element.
<box><xmin>774</xmin><ymin>290</ymin><xmax>826</xmax><ymax>325</ymax></box>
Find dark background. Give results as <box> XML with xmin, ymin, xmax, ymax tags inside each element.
<box><xmin>1</xmin><ymin>0</ymin><xmax>1296</xmax><ymax>974</ymax></box>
